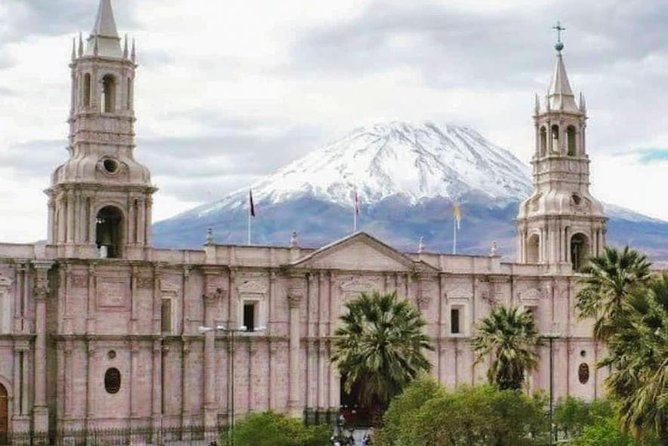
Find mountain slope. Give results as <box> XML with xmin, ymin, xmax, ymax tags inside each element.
<box><xmin>153</xmin><ymin>121</ymin><xmax>668</xmax><ymax>261</ymax></box>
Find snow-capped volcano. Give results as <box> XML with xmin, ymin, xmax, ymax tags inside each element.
<box><xmin>195</xmin><ymin>122</ymin><xmax>532</xmax><ymax>217</ymax></box>
<box><xmin>154</xmin><ymin>121</ymin><xmax>668</xmax><ymax>261</ymax></box>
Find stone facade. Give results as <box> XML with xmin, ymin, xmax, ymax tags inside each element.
<box><xmin>0</xmin><ymin>0</ymin><xmax>608</xmax><ymax>439</ymax></box>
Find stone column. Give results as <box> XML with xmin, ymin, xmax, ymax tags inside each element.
<box><xmin>86</xmin><ymin>342</ymin><xmax>97</xmax><ymax>431</ymax></box>
<box><xmin>32</xmin><ymin>262</ymin><xmax>52</xmax><ymax>433</ymax></box>
<box><xmin>181</xmin><ymin>340</ymin><xmax>191</xmax><ymax>429</ymax></box>
<box><xmin>47</xmin><ymin>199</ymin><xmax>55</xmax><ymax>245</ymax></box>
<box><xmin>203</xmin><ymin>289</ymin><xmax>222</xmax><ymax>429</ymax></box>
<box><xmin>287</xmin><ymin>290</ymin><xmax>302</xmax><ymax>417</ymax></box>
<box><xmin>151</xmin><ymin>340</ymin><xmax>162</xmax><ymax>439</ymax></box>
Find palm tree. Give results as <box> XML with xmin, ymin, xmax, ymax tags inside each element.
<box><xmin>471</xmin><ymin>306</ymin><xmax>542</xmax><ymax>391</ymax></box>
<box><xmin>331</xmin><ymin>291</ymin><xmax>433</xmax><ymax>416</ymax></box>
<box><xmin>576</xmin><ymin>246</ymin><xmax>652</xmax><ymax>341</ymax></box>
<box><xmin>602</xmin><ymin>274</ymin><xmax>668</xmax><ymax>442</ymax></box>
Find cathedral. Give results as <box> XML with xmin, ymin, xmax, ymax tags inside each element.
<box><xmin>0</xmin><ymin>0</ymin><xmax>608</xmax><ymax>443</ymax></box>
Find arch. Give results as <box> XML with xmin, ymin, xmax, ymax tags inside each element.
<box><xmin>96</xmin><ymin>206</ymin><xmax>123</xmax><ymax>258</ymax></box>
<box><xmin>0</xmin><ymin>383</ymin><xmax>7</xmax><ymax>445</ymax></box>
<box><xmin>526</xmin><ymin>233</ymin><xmax>540</xmax><ymax>263</ymax></box>
<box><xmin>83</xmin><ymin>73</ymin><xmax>92</xmax><ymax>108</ymax></box>
<box><xmin>550</xmin><ymin>124</ymin><xmax>560</xmax><ymax>153</ymax></box>
<box><xmin>539</xmin><ymin>126</ymin><xmax>547</xmax><ymax>157</ymax></box>
<box><xmin>101</xmin><ymin>74</ymin><xmax>116</xmax><ymax>113</ymax></box>
<box><xmin>570</xmin><ymin>233</ymin><xmax>589</xmax><ymax>272</ymax></box>
<box><xmin>567</xmin><ymin>125</ymin><xmax>577</xmax><ymax>156</ymax></box>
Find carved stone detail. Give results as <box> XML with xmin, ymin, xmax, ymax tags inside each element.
<box><xmin>137</xmin><ymin>277</ymin><xmax>153</xmax><ymax>289</ymax></box>
<box><xmin>71</xmin><ymin>275</ymin><xmax>88</xmax><ymax>288</ymax></box>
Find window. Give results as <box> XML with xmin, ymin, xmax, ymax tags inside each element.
<box><xmin>243</xmin><ymin>302</ymin><xmax>256</xmax><ymax>332</ymax></box>
<box><xmin>96</xmin><ymin>206</ymin><xmax>123</xmax><ymax>258</ymax></box>
<box><xmin>567</xmin><ymin>125</ymin><xmax>577</xmax><ymax>156</ymax></box>
<box><xmin>101</xmin><ymin>74</ymin><xmax>116</xmax><ymax>113</ymax></box>
<box><xmin>161</xmin><ymin>298</ymin><xmax>173</xmax><ymax>333</ymax></box>
<box><xmin>578</xmin><ymin>363</ymin><xmax>590</xmax><ymax>384</ymax></box>
<box><xmin>104</xmin><ymin>368</ymin><xmax>121</xmax><ymax>394</ymax></box>
<box><xmin>551</xmin><ymin>125</ymin><xmax>560</xmax><ymax>153</ymax></box>
<box><xmin>539</xmin><ymin>126</ymin><xmax>547</xmax><ymax>157</ymax></box>
<box><xmin>450</xmin><ymin>308</ymin><xmax>460</xmax><ymax>334</ymax></box>
<box><xmin>526</xmin><ymin>234</ymin><xmax>540</xmax><ymax>263</ymax></box>
<box><xmin>570</xmin><ymin>233</ymin><xmax>588</xmax><ymax>272</ymax></box>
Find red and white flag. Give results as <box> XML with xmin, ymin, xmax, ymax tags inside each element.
<box><xmin>354</xmin><ymin>189</ymin><xmax>360</xmax><ymax>216</ymax></box>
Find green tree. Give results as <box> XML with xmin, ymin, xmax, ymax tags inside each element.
<box><xmin>471</xmin><ymin>306</ymin><xmax>542</xmax><ymax>390</ymax></box>
<box><xmin>602</xmin><ymin>274</ymin><xmax>668</xmax><ymax>442</ymax></box>
<box><xmin>374</xmin><ymin>375</ymin><xmax>444</xmax><ymax>446</ymax></box>
<box><xmin>331</xmin><ymin>291</ymin><xmax>433</xmax><ymax>418</ymax></box>
<box><xmin>576</xmin><ymin>246</ymin><xmax>651</xmax><ymax>341</ymax></box>
<box><xmin>554</xmin><ymin>396</ymin><xmax>615</xmax><ymax>438</ymax></box>
<box><xmin>229</xmin><ymin>411</ymin><xmax>330</xmax><ymax>446</ymax></box>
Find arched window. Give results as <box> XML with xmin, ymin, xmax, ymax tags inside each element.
<box><xmin>104</xmin><ymin>368</ymin><xmax>121</xmax><ymax>394</ymax></box>
<box><xmin>83</xmin><ymin>73</ymin><xmax>92</xmax><ymax>108</ymax></box>
<box><xmin>101</xmin><ymin>75</ymin><xmax>116</xmax><ymax>113</ymax></box>
<box><xmin>570</xmin><ymin>233</ymin><xmax>589</xmax><ymax>272</ymax></box>
<box><xmin>551</xmin><ymin>124</ymin><xmax>560</xmax><ymax>153</ymax></box>
<box><xmin>126</xmin><ymin>77</ymin><xmax>133</xmax><ymax>110</ymax></box>
<box><xmin>526</xmin><ymin>233</ymin><xmax>540</xmax><ymax>263</ymax></box>
<box><xmin>96</xmin><ymin>206</ymin><xmax>123</xmax><ymax>258</ymax></box>
<box><xmin>539</xmin><ymin>127</ymin><xmax>547</xmax><ymax>157</ymax></box>
<box><xmin>567</xmin><ymin>126</ymin><xmax>577</xmax><ymax>156</ymax></box>
<box><xmin>0</xmin><ymin>383</ymin><xmax>7</xmax><ymax>444</ymax></box>
<box><xmin>578</xmin><ymin>363</ymin><xmax>590</xmax><ymax>384</ymax></box>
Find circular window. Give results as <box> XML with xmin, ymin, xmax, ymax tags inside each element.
<box><xmin>104</xmin><ymin>368</ymin><xmax>121</xmax><ymax>394</ymax></box>
<box><xmin>580</xmin><ymin>350</ymin><xmax>587</xmax><ymax>358</ymax></box>
<box><xmin>107</xmin><ymin>350</ymin><xmax>116</xmax><ymax>360</ymax></box>
<box><xmin>103</xmin><ymin>159</ymin><xmax>119</xmax><ymax>174</ymax></box>
<box><xmin>572</xmin><ymin>194</ymin><xmax>582</xmax><ymax>206</ymax></box>
<box><xmin>578</xmin><ymin>363</ymin><xmax>590</xmax><ymax>384</ymax></box>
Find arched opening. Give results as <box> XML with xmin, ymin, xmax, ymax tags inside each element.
<box><xmin>340</xmin><ymin>374</ymin><xmax>371</xmax><ymax>427</ymax></box>
<box><xmin>83</xmin><ymin>73</ymin><xmax>92</xmax><ymax>108</ymax></box>
<box><xmin>96</xmin><ymin>206</ymin><xmax>123</xmax><ymax>258</ymax></box>
<box><xmin>526</xmin><ymin>234</ymin><xmax>540</xmax><ymax>263</ymax></box>
<box><xmin>539</xmin><ymin>126</ymin><xmax>547</xmax><ymax>157</ymax></box>
<box><xmin>570</xmin><ymin>233</ymin><xmax>589</xmax><ymax>272</ymax></box>
<box><xmin>101</xmin><ymin>75</ymin><xmax>116</xmax><ymax>113</ymax></box>
<box><xmin>567</xmin><ymin>126</ymin><xmax>577</xmax><ymax>156</ymax></box>
<box><xmin>551</xmin><ymin>124</ymin><xmax>560</xmax><ymax>153</ymax></box>
<box><xmin>0</xmin><ymin>384</ymin><xmax>7</xmax><ymax>445</ymax></box>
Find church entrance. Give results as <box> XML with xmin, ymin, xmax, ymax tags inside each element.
<box><xmin>0</xmin><ymin>383</ymin><xmax>8</xmax><ymax>445</ymax></box>
<box><xmin>340</xmin><ymin>376</ymin><xmax>371</xmax><ymax>427</ymax></box>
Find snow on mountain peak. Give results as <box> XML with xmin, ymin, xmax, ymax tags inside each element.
<box><xmin>196</xmin><ymin>121</ymin><xmax>532</xmax><ymax>216</ymax></box>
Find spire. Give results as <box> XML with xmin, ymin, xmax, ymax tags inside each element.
<box><xmin>78</xmin><ymin>32</ymin><xmax>84</xmax><ymax>57</ymax></box>
<box><xmin>123</xmin><ymin>34</ymin><xmax>128</xmax><ymax>59</ymax></box>
<box><xmin>131</xmin><ymin>38</ymin><xmax>136</xmax><ymax>63</ymax></box>
<box><xmin>546</xmin><ymin>22</ymin><xmax>579</xmax><ymax>113</ymax></box>
<box><xmin>85</xmin><ymin>0</ymin><xmax>122</xmax><ymax>58</ymax></box>
<box><xmin>91</xmin><ymin>0</ymin><xmax>119</xmax><ymax>39</ymax></box>
<box><xmin>534</xmin><ymin>93</ymin><xmax>540</xmax><ymax>115</ymax></box>
<box><xmin>71</xmin><ymin>38</ymin><xmax>77</xmax><ymax>61</ymax></box>
<box><xmin>579</xmin><ymin>92</ymin><xmax>587</xmax><ymax>114</ymax></box>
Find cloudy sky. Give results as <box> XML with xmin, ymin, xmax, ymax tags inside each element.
<box><xmin>1</xmin><ymin>0</ymin><xmax>667</xmax><ymax>242</ymax></box>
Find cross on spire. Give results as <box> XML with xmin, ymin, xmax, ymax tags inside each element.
<box><xmin>553</xmin><ymin>21</ymin><xmax>565</xmax><ymax>52</ymax></box>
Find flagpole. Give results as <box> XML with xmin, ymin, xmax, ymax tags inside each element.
<box><xmin>353</xmin><ymin>206</ymin><xmax>357</xmax><ymax>232</ymax></box>
<box><xmin>247</xmin><ymin>202</ymin><xmax>251</xmax><ymax>245</ymax></box>
<box><xmin>453</xmin><ymin>220</ymin><xmax>457</xmax><ymax>255</ymax></box>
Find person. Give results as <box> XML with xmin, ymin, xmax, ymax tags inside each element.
<box><xmin>361</xmin><ymin>433</ymin><xmax>370</xmax><ymax>446</ymax></box>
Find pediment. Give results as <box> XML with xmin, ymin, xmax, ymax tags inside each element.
<box><xmin>290</xmin><ymin>232</ymin><xmax>430</xmax><ymax>273</ymax></box>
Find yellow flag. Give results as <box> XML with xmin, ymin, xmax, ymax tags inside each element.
<box><xmin>453</xmin><ymin>203</ymin><xmax>461</xmax><ymax>230</ymax></box>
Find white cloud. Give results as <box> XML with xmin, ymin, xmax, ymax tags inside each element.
<box><xmin>1</xmin><ymin>0</ymin><xmax>668</xmax><ymax>243</ymax></box>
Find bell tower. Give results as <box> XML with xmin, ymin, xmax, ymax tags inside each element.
<box><xmin>47</xmin><ymin>0</ymin><xmax>155</xmax><ymax>260</ymax></box>
<box><xmin>517</xmin><ymin>24</ymin><xmax>607</xmax><ymax>272</ymax></box>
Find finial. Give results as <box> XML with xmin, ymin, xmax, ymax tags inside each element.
<box><xmin>206</xmin><ymin>227</ymin><xmax>214</xmax><ymax>246</ymax></box>
<box><xmin>93</xmin><ymin>36</ymin><xmax>99</xmax><ymax>56</ymax></box>
<box><xmin>490</xmin><ymin>241</ymin><xmax>499</xmax><ymax>257</ymax></box>
<box><xmin>552</xmin><ymin>21</ymin><xmax>565</xmax><ymax>52</ymax></box>
<box><xmin>579</xmin><ymin>92</ymin><xmax>587</xmax><ymax>113</ymax></box>
<box><xmin>71</xmin><ymin>37</ymin><xmax>77</xmax><ymax>61</ymax></box>
<box><xmin>290</xmin><ymin>231</ymin><xmax>299</xmax><ymax>248</ymax></box>
<box><xmin>131</xmin><ymin>38</ymin><xmax>136</xmax><ymax>63</ymax></box>
<box><xmin>123</xmin><ymin>34</ymin><xmax>129</xmax><ymax>59</ymax></box>
<box><xmin>534</xmin><ymin>93</ymin><xmax>540</xmax><ymax>115</ymax></box>
<box><xmin>417</xmin><ymin>237</ymin><xmax>425</xmax><ymax>254</ymax></box>
<box><xmin>78</xmin><ymin>32</ymin><xmax>84</xmax><ymax>57</ymax></box>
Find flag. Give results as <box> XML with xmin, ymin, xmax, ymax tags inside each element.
<box><xmin>249</xmin><ymin>189</ymin><xmax>255</xmax><ymax>217</ymax></box>
<box><xmin>354</xmin><ymin>189</ymin><xmax>359</xmax><ymax>215</ymax></box>
<box><xmin>453</xmin><ymin>203</ymin><xmax>461</xmax><ymax>230</ymax></box>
